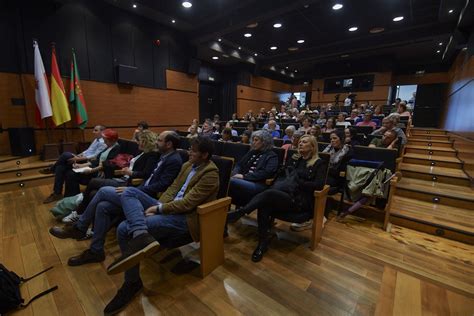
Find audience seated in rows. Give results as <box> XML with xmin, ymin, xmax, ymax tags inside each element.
<box><xmin>397</xmin><ymin>102</ymin><xmax>411</xmax><ymax>118</ymax></box>
<box><xmin>356</xmin><ymin>110</ymin><xmax>377</xmax><ymax>129</ymax></box>
<box><xmin>227</xmin><ymin>135</ymin><xmax>327</xmax><ymax>262</ymax></box>
<box><xmin>131</xmin><ymin>121</ymin><xmax>149</xmax><ymax>143</ymax></box>
<box><xmin>44</xmin><ymin>128</ymin><xmax>120</xmax><ymax>203</ymax></box>
<box><xmin>282</xmin><ymin>131</ymin><xmax>304</xmax><ymax>161</ymax></box>
<box><xmin>322</xmin><ymin>117</ymin><xmax>337</xmax><ymax>133</ymax></box>
<box><xmin>372</xmin><ymin>115</ymin><xmax>407</xmax><ymax>144</ymax></box>
<box><xmin>42</xmin><ymin>125</ymin><xmax>107</xmax><ymax>203</ymax></box>
<box><xmin>49</xmin><ymin>131</ymin><xmax>183</xmax><ymax>267</ymax></box>
<box><xmin>228</xmin><ymin>130</ymin><xmax>279</xmax><ymax>208</ymax></box>
<box><xmin>369</xmin><ymin>130</ymin><xmax>399</xmax><ymax>149</ymax></box>
<box><xmin>298</xmin><ymin>117</ymin><xmax>312</xmax><ymax>133</ymax></box>
<box><xmin>61</xmin><ymin>130</ymin><xmax>160</xmax><ymax>224</ymax></box>
<box><xmin>336</xmin><ymin>113</ymin><xmax>351</xmax><ymax>128</ymax></box>
<box><xmin>283</xmin><ymin>125</ymin><xmax>296</xmax><ymax>142</ymax></box>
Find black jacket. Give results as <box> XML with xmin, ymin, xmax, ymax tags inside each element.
<box><xmin>232</xmin><ymin>149</ymin><xmax>279</xmax><ymax>182</ymax></box>
<box><xmin>139</xmin><ymin>150</ymin><xmax>183</xmax><ymax>197</ymax></box>
<box><xmin>129</xmin><ymin>151</ymin><xmax>160</xmax><ymax>181</ymax></box>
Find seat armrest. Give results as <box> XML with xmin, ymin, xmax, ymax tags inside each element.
<box><xmin>265</xmin><ymin>178</ymin><xmax>275</xmax><ymax>186</ymax></box>
<box><xmin>311</xmin><ymin>185</ymin><xmax>330</xmax><ymax>250</ymax></box>
<box><xmin>197</xmin><ymin>197</ymin><xmax>232</xmax><ymax>215</ymax></box>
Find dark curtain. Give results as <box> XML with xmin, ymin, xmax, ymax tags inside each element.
<box><xmin>220</xmin><ymin>73</ymin><xmax>237</xmax><ymax>120</ymax></box>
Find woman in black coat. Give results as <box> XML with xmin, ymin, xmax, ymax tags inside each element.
<box><xmin>227</xmin><ymin>135</ymin><xmax>327</xmax><ymax>262</ymax></box>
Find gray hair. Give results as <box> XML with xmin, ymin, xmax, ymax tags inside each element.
<box><xmin>387</xmin><ymin>113</ymin><xmax>400</xmax><ymax>124</ymax></box>
<box><xmin>251</xmin><ymin>130</ymin><xmax>274</xmax><ymax>151</ymax></box>
<box><xmin>285</xmin><ymin>125</ymin><xmax>296</xmax><ymax>133</ymax></box>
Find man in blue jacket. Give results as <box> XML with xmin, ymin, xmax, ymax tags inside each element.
<box><xmin>228</xmin><ymin>130</ymin><xmax>279</xmax><ymax>207</ymax></box>
<box><xmin>49</xmin><ymin>131</ymin><xmax>183</xmax><ymax>266</ymax></box>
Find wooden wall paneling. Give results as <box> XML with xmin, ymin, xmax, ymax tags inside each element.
<box><xmin>166</xmin><ymin>69</ymin><xmax>198</xmax><ymax>92</ymax></box>
<box><xmin>292</xmin><ymin>84</ymin><xmax>312</xmax><ymax>92</ymax></box>
<box><xmin>250</xmin><ymin>75</ymin><xmax>292</xmax><ymax>92</ymax></box>
<box><xmin>237</xmin><ymin>85</ymin><xmax>280</xmax><ymax>103</ymax></box>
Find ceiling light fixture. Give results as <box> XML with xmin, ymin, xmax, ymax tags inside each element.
<box><xmin>273</xmin><ymin>23</ymin><xmax>282</xmax><ymax>28</ymax></box>
<box><xmin>217</xmin><ymin>38</ymin><xmax>222</xmax><ymax>42</ymax></box>
<box><xmin>348</xmin><ymin>26</ymin><xmax>358</xmax><ymax>32</ymax></box>
<box><xmin>270</xmin><ymin>46</ymin><xmax>277</xmax><ymax>50</ymax></box>
<box><xmin>332</xmin><ymin>3</ymin><xmax>343</xmax><ymax>10</ymax></box>
<box><xmin>393</xmin><ymin>16</ymin><xmax>404</xmax><ymax>22</ymax></box>
<box><xmin>294</xmin><ymin>70</ymin><xmax>298</xmax><ymax>73</ymax></box>
<box><xmin>297</xmin><ymin>39</ymin><xmax>305</xmax><ymax>44</ymax></box>
<box><xmin>244</xmin><ymin>33</ymin><xmax>252</xmax><ymax>38</ymax></box>
<box><xmin>132</xmin><ymin>4</ymin><xmax>137</xmax><ymax>8</ymax></box>
<box><xmin>182</xmin><ymin>1</ymin><xmax>192</xmax><ymax>8</ymax></box>
<box><xmin>436</xmin><ymin>50</ymin><xmax>441</xmax><ymax>53</ymax></box>
<box><xmin>438</xmin><ymin>42</ymin><xmax>443</xmax><ymax>46</ymax></box>
<box><xmin>448</xmin><ymin>9</ymin><xmax>454</xmax><ymax>13</ymax></box>
<box><xmin>285</xmin><ymin>66</ymin><xmax>289</xmax><ymax>69</ymax></box>
<box><xmin>254</xmin><ymin>53</ymin><xmax>258</xmax><ymax>56</ymax></box>
<box><xmin>212</xmin><ymin>56</ymin><xmax>219</xmax><ymax>60</ymax></box>
<box><xmin>171</xmin><ymin>19</ymin><xmax>176</xmax><ymax>23</ymax></box>
<box><xmin>238</xmin><ymin>46</ymin><xmax>241</xmax><ymax>50</ymax></box>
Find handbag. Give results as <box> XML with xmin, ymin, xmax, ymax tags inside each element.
<box><xmin>109</xmin><ymin>153</ymin><xmax>133</xmax><ymax>168</ymax></box>
<box><xmin>271</xmin><ymin>166</ymin><xmax>300</xmax><ymax>196</ymax></box>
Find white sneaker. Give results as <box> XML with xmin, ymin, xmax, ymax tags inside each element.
<box><xmin>62</xmin><ymin>211</ymin><xmax>79</xmax><ymax>224</ymax></box>
<box><xmin>290</xmin><ymin>217</ymin><xmax>327</xmax><ymax>232</ymax></box>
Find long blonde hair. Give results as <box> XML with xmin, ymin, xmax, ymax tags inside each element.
<box><xmin>298</xmin><ymin>135</ymin><xmax>319</xmax><ymax>167</ymax></box>
<box><xmin>139</xmin><ymin>130</ymin><xmax>158</xmax><ymax>153</ymax></box>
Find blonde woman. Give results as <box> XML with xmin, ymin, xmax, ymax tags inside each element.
<box><xmin>227</xmin><ymin>135</ymin><xmax>327</xmax><ymax>262</ymax></box>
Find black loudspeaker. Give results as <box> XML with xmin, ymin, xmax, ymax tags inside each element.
<box><xmin>116</xmin><ymin>64</ymin><xmax>138</xmax><ymax>85</ymax></box>
<box><xmin>188</xmin><ymin>58</ymin><xmax>201</xmax><ymax>75</ymax></box>
<box><xmin>8</xmin><ymin>127</ymin><xmax>36</xmax><ymax>156</ymax></box>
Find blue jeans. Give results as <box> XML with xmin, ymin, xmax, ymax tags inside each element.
<box><xmin>117</xmin><ymin>205</ymin><xmax>188</xmax><ymax>283</ymax></box>
<box><xmin>75</xmin><ymin>186</ymin><xmax>123</xmax><ymax>254</ymax></box>
<box><xmin>228</xmin><ymin>178</ymin><xmax>268</xmax><ymax>207</ymax></box>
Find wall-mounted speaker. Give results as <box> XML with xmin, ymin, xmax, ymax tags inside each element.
<box><xmin>9</xmin><ymin>128</ymin><xmax>36</xmax><ymax>156</ymax></box>
<box><xmin>116</xmin><ymin>64</ymin><xmax>138</xmax><ymax>85</ymax></box>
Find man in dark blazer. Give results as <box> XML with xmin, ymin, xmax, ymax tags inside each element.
<box><xmin>49</xmin><ymin>131</ymin><xmax>183</xmax><ymax>266</ymax></box>
<box><xmin>103</xmin><ymin>136</ymin><xmax>219</xmax><ymax>315</ymax></box>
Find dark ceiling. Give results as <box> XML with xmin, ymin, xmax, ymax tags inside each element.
<box><xmin>107</xmin><ymin>0</ymin><xmax>472</xmax><ymax>81</ymax></box>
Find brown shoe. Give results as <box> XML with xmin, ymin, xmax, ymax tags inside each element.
<box><xmin>68</xmin><ymin>249</ymin><xmax>105</xmax><ymax>266</ymax></box>
<box><xmin>43</xmin><ymin>193</ymin><xmax>62</xmax><ymax>204</ymax></box>
<box><xmin>49</xmin><ymin>225</ymin><xmax>86</xmax><ymax>240</ymax></box>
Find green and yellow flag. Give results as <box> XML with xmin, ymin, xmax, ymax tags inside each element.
<box><xmin>50</xmin><ymin>45</ymin><xmax>71</xmax><ymax>126</ymax></box>
<box><xmin>70</xmin><ymin>49</ymin><xmax>88</xmax><ymax>129</ymax></box>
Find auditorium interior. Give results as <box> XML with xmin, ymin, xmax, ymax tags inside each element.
<box><xmin>0</xmin><ymin>0</ymin><xmax>473</xmax><ymax>315</ymax></box>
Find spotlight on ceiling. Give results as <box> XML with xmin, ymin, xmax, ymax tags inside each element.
<box><xmin>182</xmin><ymin>1</ymin><xmax>192</xmax><ymax>8</ymax></box>
<box><xmin>171</xmin><ymin>19</ymin><xmax>176</xmax><ymax>23</ymax></box>
<box><xmin>254</xmin><ymin>53</ymin><xmax>258</xmax><ymax>56</ymax></box>
<box><xmin>294</xmin><ymin>70</ymin><xmax>298</xmax><ymax>73</ymax></box>
<box><xmin>212</xmin><ymin>56</ymin><xmax>219</xmax><ymax>60</ymax></box>
<box><xmin>448</xmin><ymin>9</ymin><xmax>454</xmax><ymax>13</ymax></box>
<box><xmin>348</xmin><ymin>26</ymin><xmax>358</xmax><ymax>32</ymax></box>
<box><xmin>332</xmin><ymin>3</ymin><xmax>343</xmax><ymax>10</ymax></box>
<box><xmin>393</xmin><ymin>16</ymin><xmax>404</xmax><ymax>22</ymax></box>
<box><xmin>217</xmin><ymin>38</ymin><xmax>222</xmax><ymax>42</ymax></box>
<box><xmin>297</xmin><ymin>39</ymin><xmax>305</xmax><ymax>44</ymax></box>
<box><xmin>244</xmin><ymin>33</ymin><xmax>252</xmax><ymax>38</ymax></box>
<box><xmin>436</xmin><ymin>50</ymin><xmax>441</xmax><ymax>54</ymax></box>
<box><xmin>285</xmin><ymin>66</ymin><xmax>289</xmax><ymax>69</ymax></box>
<box><xmin>270</xmin><ymin>46</ymin><xmax>277</xmax><ymax>50</ymax></box>
<box><xmin>439</xmin><ymin>42</ymin><xmax>443</xmax><ymax>46</ymax></box>
<box><xmin>273</xmin><ymin>23</ymin><xmax>282</xmax><ymax>28</ymax></box>
<box><xmin>238</xmin><ymin>46</ymin><xmax>241</xmax><ymax>50</ymax></box>
<box><xmin>132</xmin><ymin>4</ymin><xmax>137</xmax><ymax>8</ymax></box>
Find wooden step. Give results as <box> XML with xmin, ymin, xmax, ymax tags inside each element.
<box><xmin>0</xmin><ymin>174</ymin><xmax>53</xmax><ymax>191</ymax></box>
<box><xmin>402</xmin><ymin>153</ymin><xmax>463</xmax><ymax>169</ymax></box>
<box><xmin>0</xmin><ymin>155</ymin><xmax>41</xmax><ymax>169</ymax></box>
<box><xmin>405</xmin><ymin>145</ymin><xmax>457</xmax><ymax>157</ymax></box>
<box><xmin>399</xmin><ymin>163</ymin><xmax>470</xmax><ymax>186</ymax></box>
<box><xmin>410</xmin><ymin>128</ymin><xmax>447</xmax><ymax>135</ymax></box>
<box><xmin>390</xmin><ymin>196</ymin><xmax>473</xmax><ymax>244</ymax></box>
<box><xmin>409</xmin><ymin>134</ymin><xmax>451</xmax><ymax>141</ymax></box>
<box><xmin>0</xmin><ymin>161</ymin><xmax>52</xmax><ymax>180</ymax></box>
<box><xmin>408</xmin><ymin>139</ymin><xmax>453</xmax><ymax>148</ymax></box>
<box><xmin>396</xmin><ymin>178</ymin><xmax>474</xmax><ymax>209</ymax></box>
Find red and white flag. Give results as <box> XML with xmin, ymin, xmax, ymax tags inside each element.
<box><xmin>33</xmin><ymin>40</ymin><xmax>52</xmax><ymax>120</ymax></box>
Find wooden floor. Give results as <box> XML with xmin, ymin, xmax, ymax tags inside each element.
<box><xmin>1</xmin><ymin>184</ymin><xmax>474</xmax><ymax>316</ymax></box>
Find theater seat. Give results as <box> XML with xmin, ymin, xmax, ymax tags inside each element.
<box><xmin>156</xmin><ymin>155</ymin><xmax>233</xmax><ymax>277</ymax></box>
<box><xmin>221</xmin><ymin>142</ymin><xmax>250</xmax><ymax>162</ymax></box>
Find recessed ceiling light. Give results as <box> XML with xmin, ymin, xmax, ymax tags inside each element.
<box><xmin>393</xmin><ymin>16</ymin><xmax>404</xmax><ymax>22</ymax></box>
<box><xmin>270</xmin><ymin>46</ymin><xmax>277</xmax><ymax>50</ymax></box>
<box><xmin>332</xmin><ymin>3</ymin><xmax>343</xmax><ymax>10</ymax></box>
<box><xmin>304</xmin><ymin>81</ymin><xmax>309</xmax><ymax>85</ymax></box>
<box><xmin>369</xmin><ymin>27</ymin><xmax>385</xmax><ymax>34</ymax></box>
<box><xmin>132</xmin><ymin>4</ymin><xmax>137</xmax><ymax>8</ymax></box>
<box><xmin>273</xmin><ymin>23</ymin><xmax>282</xmax><ymax>28</ymax></box>
<box><xmin>438</xmin><ymin>42</ymin><xmax>443</xmax><ymax>46</ymax></box>
<box><xmin>217</xmin><ymin>38</ymin><xmax>222</xmax><ymax>42</ymax></box>
<box><xmin>171</xmin><ymin>19</ymin><xmax>176</xmax><ymax>23</ymax></box>
<box><xmin>288</xmin><ymin>47</ymin><xmax>298</xmax><ymax>51</ymax></box>
<box><xmin>297</xmin><ymin>39</ymin><xmax>305</xmax><ymax>44</ymax></box>
<box><xmin>244</xmin><ymin>33</ymin><xmax>252</xmax><ymax>38</ymax></box>
<box><xmin>294</xmin><ymin>70</ymin><xmax>298</xmax><ymax>73</ymax></box>
<box><xmin>285</xmin><ymin>66</ymin><xmax>289</xmax><ymax>69</ymax></box>
<box><xmin>238</xmin><ymin>46</ymin><xmax>241</xmax><ymax>50</ymax></box>
<box><xmin>254</xmin><ymin>53</ymin><xmax>258</xmax><ymax>56</ymax></box>
<box><xmin>436</xmin><ymin>50</ymin><xmax>441</xmax><ymax>53</ymax></box>
<box><xmin>182</xmin><ymin>1</ymin><xmax>192</xmax><ymax>8</ymax></box>
<box><xmin>348</xmin><ymin>26</ymin><xmax>358</xmax><ymax>32</ymax></box>
<box><xmin>448</xmin><ymin>9</ymin><xmax>454</xmax><ymax>13</ymax></box>
<box><xmin>212</xmin><ymin>56</ymin><xmax>219</xmax><ymax>60</ymax></box>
